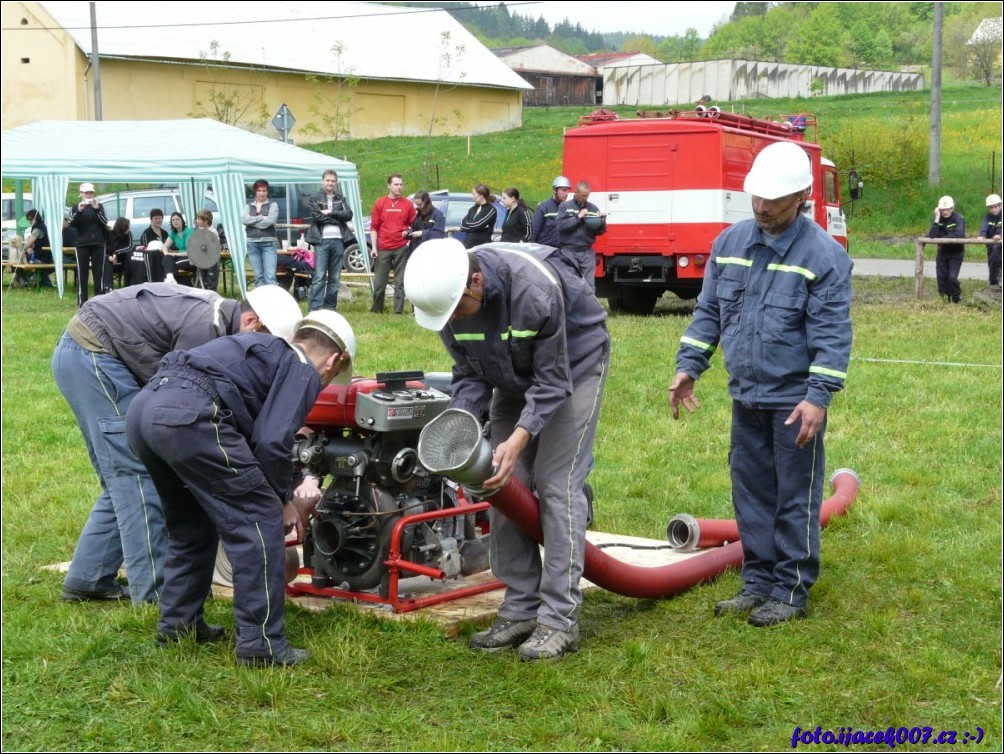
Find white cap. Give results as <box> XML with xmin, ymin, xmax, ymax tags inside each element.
<box><xmin>937</xmin><ymin>196</ymin><xmax>954</xmax><ymax>210</ymax></box>
<box><xmin>744</xmin><ymin>142</ymin><xmax>812</xmax><ymax>200</ymax></box>
<box><xmin>986</xmin><ymin>194</ymin><xmax>1002</xmax><ymax>207</ymax></box>
<box><xmin>293</xmin><ymin>310</ymin><xmax>356</xmax><ymax>386</ymax></box>
<box><xmin>404</xmin><ymin>238</ymin><xmax>469</xmax><ymax>332</ymax></box>
<box><xmin>244</xmin><ymin>285</ymin><xmax>302</xmax><ymax>343</ymax></box>
<box><xmin>79</xmin><ymin>182</ymin><xmax>95</xmax><ymax>193</ymax></box>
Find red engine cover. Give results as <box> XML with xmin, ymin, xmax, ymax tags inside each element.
<box><xmin>305</xmin><ymin>378</ymin><xmax>429</xmax><ymax>429</ymax></box>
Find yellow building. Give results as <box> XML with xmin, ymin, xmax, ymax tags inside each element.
<box><xmin>1</xmin><ymin>1</ymin><xmax>532</xmax><ymax>142</ymax></box>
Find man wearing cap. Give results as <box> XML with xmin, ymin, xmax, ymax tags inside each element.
<box><xmin>405</xmin><ymin>238</ymin><xmax>609</xmax><ymax>661</ymax></box>
<box><xmin>55</xmin><ymin>284</ymin><xmax>299</xmax><ymax>606</ymax></box>
<box><xmin>125</xmin><ymin>309</ymin><xmax>355</xmax><ymax>667</ymax></box>
<box><xmin>529</xmin><ymin>176</ymin><xmax>572</xmax><ymax>248</ymax></box>
<box><xmin>976</xmin><ymin>194</ymin><xmax>1001</xmax><ymax>288</ymax></box>
<box><xmin>68</xmin><ymin>182</ymin><xmax>110</xmax><ymax>306</ymax></box>
<box><xmin>555</xmin><ymin>181</ymin><xmax>607</xmax><ymax>289</ymax></box>
<box><xmin>928</xmin><ymin>196</ymin><xmax>966</xmax><ymax>304</ymax></box>
<box><xmin>669</xmin><ymin>142</ymin><xmax>852</xmax><ymax>627</ymax></box>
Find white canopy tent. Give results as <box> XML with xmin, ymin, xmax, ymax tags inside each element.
<box><xmin>0</xmin><ymin>119</ymin><xmax>366</xmax><ymax>298</ymax></box>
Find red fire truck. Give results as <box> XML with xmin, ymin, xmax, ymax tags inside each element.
<box><xmin>562</xmin><ymin>109</ymin><xmax>848</xmax><ymax>314</ymax></box>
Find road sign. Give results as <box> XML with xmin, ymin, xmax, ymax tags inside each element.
<box><xmin>272</xmin><ymin>104</ymin><xmax>296</xmax><ymax>142</ymax></box>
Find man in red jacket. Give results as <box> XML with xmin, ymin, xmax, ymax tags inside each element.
<box><xmin>369</xmin><ymin>173</ymin><xmax>416</xmax><ymax>314</ymax></box>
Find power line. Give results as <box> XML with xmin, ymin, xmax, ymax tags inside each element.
<box><xmin>1</xmin><ymin>1</ymin><xmax>544</xmax><ymax>32</ymax></box>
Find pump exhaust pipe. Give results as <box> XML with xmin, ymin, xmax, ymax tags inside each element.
<box><xmin>418</xmin><ymin>410</ymin><xmax>860</xmax><ymax>600</ymax></box>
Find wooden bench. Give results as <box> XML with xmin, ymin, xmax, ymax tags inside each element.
<box><xmin>2</xmin><ymin>261</ymin><xmax>75</xmax><ymax>293</ymax></box>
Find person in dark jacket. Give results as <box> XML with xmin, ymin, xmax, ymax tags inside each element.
<box><xmin>459</xmin><ymin>184</ymin><xmax>497</xmax><ymax>249</ymax></box>
<box><xmin>500</xmin><ymin>187</ymin><xmax>532</xmax><ymax>243</ymax></box>
<box><xmin>976</xmin><ymin>193</ymin><xmax>1002</xmax><ymax>287</ymax></box>
<box><xmin>137</xmin><ymin>208</ymin><xmax>169</xmax><ymax>284</ymax></box>
<box><xmin>55</xmin><ymin>284</ymin><xmax>301</xmax><ymax>606</ymax></box>
<box><xmin>556</xmin><ymin>181</ymin><xmax>606</xmax><ymax>288</ymax></box>
<box><xmin>304</xmin><ymin>169</ymin><xmax>354</xmax><ymax>312</ymax></box>
<box><xmin>406</xmin><ymin>191</ymin><xmax>446</xmax><ymax>252</ymax></box>
<box><xmin>405</xmin><ymin>238</ymin><xmax>609</xmax><ymax>661</ymax></box>
<box><xmin>125</xmin><ymin>310</ymin><xmax>356</xmax><ymax>667</ymax></box>
<box><xmin>107</xmin><ymin>217</ymin><xmax>134</xmax><ymax>288</ymax></box>
<box><xmin>670</xmin><ymin>142</ymin><xmax>852</xmax><ymax>628</ymax></box>
<box><xmin>929</xmin><ymin>195</ymin><xmax>966</xmax><ymax>303</ymax></box>
<box><xmin>68</xmin><ymin>182</ymin><xmax>110</xmax><ymax>306</ymax></box>
<box><xmin>18</xmin><ymin>209</ymin><xmax>52</xmax><ymax>288</ymax></box>
<box><xmin>530</xmin><ymin>176</ymin><xmax>572</xmax><ymax>247</ymax></box>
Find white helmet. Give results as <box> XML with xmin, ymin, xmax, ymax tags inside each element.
<box><xmin>937</xmin><ymin>196</ymin><xmax>955</xmax><ymax>210</ymax></box>
<box><xmin>404</xmin><ymin>238</ymin><xmax>469</xmax><ymax>332</ymax></box>
<box><xmin>552</xmin><ymin>175</ymin><xmax>572</xmax><ymax>190</ymax></box>
<box><xmin>145</xmin><ymin>239</ymin><xmax>163</xmax><ymax>252</ymax></box>
<box><xmin>986</xmin><ymin>194</ymin><xmax>1002</xmax><ymax>207</ymax></box>
<box><xmin>744</xmin><ymin>142</ymin><xmax>812</xmax><ymax>200</ymax></box>
<box><xmin>244</xmin><ymin>285</ymin><xmax>301</xmax><ymax>343</ymax></box>
<box><xmin>294</xmin><ymin>310</ymin><xmax>356</xmax><ymax>385</ymax></box>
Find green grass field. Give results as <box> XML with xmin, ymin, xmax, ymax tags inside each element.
<box><xmin>1</xmin><ymin>273</ymin><xmax>1000</xmax><ymax>751</ymax></box>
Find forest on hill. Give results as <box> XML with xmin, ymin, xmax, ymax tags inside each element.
<box><xmin>389</xmin><ymin>2</ymin><xmax>1002</xmax><ymax>83</ymax></box>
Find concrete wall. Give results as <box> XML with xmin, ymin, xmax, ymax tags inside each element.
<box><xmin>602</xmin><ymin>59</ymin><xmax>925</xmax><ymax>107</ymax></box>
<box><xmin>2</xmin><ymin>2</ymin><xmax>523</xmax><ymax>141</ymax></box>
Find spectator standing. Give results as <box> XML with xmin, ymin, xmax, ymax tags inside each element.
<box><xmin>406</xmin><ymin>192</ymin><xmax>446</xmax><ymax>252</ymax></box>
<box><xmin>68</xmin><ymin>182</ymin><xmax>110</xmax><ymax>306</ymax></box>
<box><xmin>193</xmin><ymin>210</ymin><xmax>221</xmax><ymax>291</ymax></box>
<box><xmin>305</xmin><ymin>169</ymin><xmax>353</xmax><ymax>311</ymax></box>
<box><xmin>369</xmin><ymin>173</ymin><xmax>416</xmax><ymax>314</ymax></box>
<box><xmin>500</xmin><ymin>187</ymin><xmax>532</xmax><ymax>243</ymax></box>
<box><xmin>124</xmin><ymin>310</ymin><xmax>356</xmax><ymax>666</ymax></box>
<box><xmin>54</xmin><ymin>284</ymin><xmax>298</xmax><ymax>605</ymax></box>
<box><xmin>976</xmin><ymin>193</ymin><xmax>1002</xmax><ymax>287</ymax></box>
<box><xmin>459</xmin><ymin>184</ymin><xmax>497</xmax><ymax>249</ymax></box>
<box><xmin>669</xmin><ymin>142</ymin><xmax>853</xmax><ymax>627</ymax></box>
<box><xmin>556</xmin><ymin>181</ymin><xmax>606</xmax><ymax>288</ymax></box>
<box><xmin>243</xmin><ymin>179</ymin><xmax>280</xmax><ymax>288</ymax></box>
<box><xmin>405</xmin><ymin>239</ymin><xmax>610</xmax><ymax>661</ymax></box>
<box><xmin>530</xmin><ymin>176</ymin><xmax>572</xmax><ymax>247</ymax></box>
<box><xmin>929</xmin><ymin>195</ymin><xmax>966</xmax><ymax>304</ymax></box>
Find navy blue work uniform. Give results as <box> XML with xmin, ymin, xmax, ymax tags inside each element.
<box><xmin>978</xmin><ymin>210</ymin><xmax>1002</xmax><ymax>286</ymax></box>
<box><xmin>126</xmin><ymin>334</ymin><xmax>320</xmax><ymax>661</ymax></box>
<box><xmin>928</xmin><ymin>211</ymin><xmax>966</xmax><ymax>303</ymax></box>
<box><xmin>675</xmin><ymin>214</ymin><xmax>852</xmax><ymax>608</ymax></box>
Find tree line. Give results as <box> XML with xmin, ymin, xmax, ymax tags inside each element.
<box><xmin>387</xmin><ymin>1</ymin><xmax>1002</xmax><ymax>84</ymax></box>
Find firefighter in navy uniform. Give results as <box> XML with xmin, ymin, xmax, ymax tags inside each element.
<box><xmin>929</xmin><ymin>195</ymin><xmax>966</xmax><ymax>304</ymax></box>
<box><xmin>669</xmin><ymin>142</ymin><xmax>852</xmax><ymax>627</ymax></box>
<box><xmin>125</xmin><ymin>310</ymin><xmax>356</xmax><ymax>667</ymax></box>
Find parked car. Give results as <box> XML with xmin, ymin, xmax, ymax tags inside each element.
<box><xmin>95</xmin><ymin>188</ymin><xmax>219</xmax><ymax>244</ymax></box>
<box><xmin>349</xmin><ymin>189</ymin><xmax>506</xmax><ymax>273</ymax></box>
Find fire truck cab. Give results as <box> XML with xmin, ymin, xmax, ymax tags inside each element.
<box><xmin>562</xmin><ymin>110</ymin><xmax>847</xmax><ymax>314</ymax></box>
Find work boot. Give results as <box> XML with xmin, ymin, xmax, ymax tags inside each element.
<box><xmin>517</xmin><ymin>624</ymin><xmax>580</xmax><ymax>662</ymax></box>
<box><xmin>748</xmin><ymin>598</ymin><xmax>808</xmax><ymax>627</ymax></box>
<box><xmin>713</xmin><ymin>589</ymin><xmax>768</xmax><ymax>617</ymax></box>
<box><xmin>237</xmin><ymin>646</ymin><xmax>310</xmax><ymax>668</ymax></box>
<box><xmin>156</xmin><ymin>620</ymin><xmax>227</xmax><ymax>647</ymax></box>
<box><xmin>468</xmin><ymin>617</ymin><xmax>537</xmax><ymax>652</ymax></box>
<box><xmin>61</xmin><ymin>584</ymin><xmax>130</xmax><ymax>602</ymax></box>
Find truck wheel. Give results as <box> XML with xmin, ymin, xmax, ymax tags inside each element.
<box><xmin>609</xmin><ymin>289</ymin><xmax>660</xmax><ymax>315</ymax></box>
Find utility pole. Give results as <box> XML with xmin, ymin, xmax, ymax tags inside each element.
<box><xmin>928</xmin><ymin>1</ymin><xmax>943</xmax><ymax>185</ymax></box>
<box><xmin>90</xmin><ymin>2</ymin><xmax>102</xmax><ymax>120</ymax></box>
